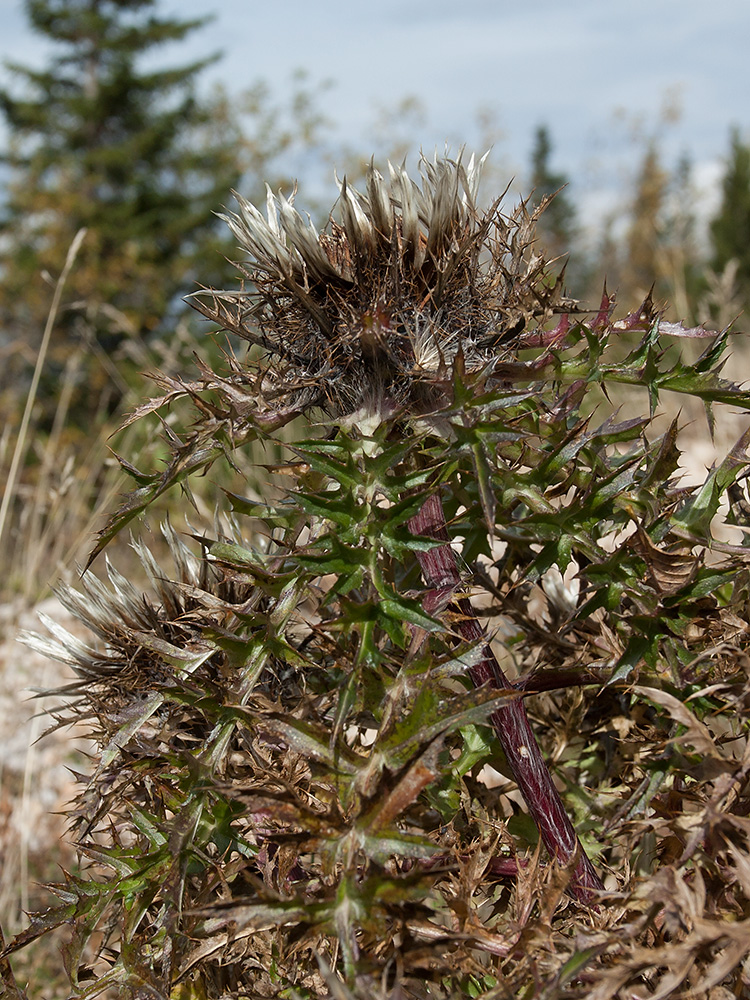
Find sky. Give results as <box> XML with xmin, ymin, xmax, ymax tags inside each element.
<box><xmin>0</xmin><ymin>0</ymin><xmax>748</xmax><ymax>235</ymax></box>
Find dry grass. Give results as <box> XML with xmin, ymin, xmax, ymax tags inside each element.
<box><xmin>0</xmin><ymin>599</ymin><xmax>92</xmax><ymax>996</ymax></box>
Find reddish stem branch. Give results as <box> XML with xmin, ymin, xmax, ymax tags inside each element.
<box><xmin>408</xmin><ymin>492</ymin><xmax>604</xmax><ymax>904</ymax></box>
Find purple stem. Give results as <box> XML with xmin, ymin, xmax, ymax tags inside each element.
<box><xmin>408</xmin><ymin>493</ymin><xmax>604</xmax><ymax>904</ymax></box>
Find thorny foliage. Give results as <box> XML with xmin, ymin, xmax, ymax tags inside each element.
<box><xmin>4</xmin><ymin>154</ymin><xmax>750</xmax><ymax>998</ymax></box>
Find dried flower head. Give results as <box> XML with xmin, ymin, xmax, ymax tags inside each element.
<box><xmin>21</xmin><ymin>522</ymin><xmax>252</xmax><ymax>710</ymax></box>
<box><xmin>191</xmin><ymin>151</ymin><xmax>572</xmax><ymax>416</ymax></box>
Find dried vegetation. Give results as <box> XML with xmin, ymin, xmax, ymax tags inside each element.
<box><xmin>3</xmin><ymin>154</ymin><xmax>750</xmax><ymax>998</ymax></box>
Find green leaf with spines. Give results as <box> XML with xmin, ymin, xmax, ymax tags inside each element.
<box><xmin>296</xmin><ymin>535</ymin><xmax>370</xmax><ymax>577</ymax></box>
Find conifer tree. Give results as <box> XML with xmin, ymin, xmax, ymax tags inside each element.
<box><xmin>0</xmin><ymin>0</ymin><xmax>243</xmax><ymax>408</ymax></box>
<box><xmin>622</xmin><ymin>142</ymin><xmax>668</xmax><ymax>304</ymax></box>
<box><xmin>710</xmin><ymin>127</ymin><xmax>750</xmax><ymax>309</ymax></box>
<box><xmin>661</xmin><ymin>153</ymin><xmax>701</xmax><ymax>321</ymax></box>
<box><xmin>528</xmin><ymin>124</ymin><xmax>577</xmax><ymax>265</ymax></box>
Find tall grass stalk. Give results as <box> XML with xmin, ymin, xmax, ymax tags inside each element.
<box><xmin>0</xmin><ymin>228</ymin><xmax>87</xmax><ymax>566</ymax></box>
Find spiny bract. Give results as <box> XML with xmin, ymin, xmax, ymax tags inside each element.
<box><xmin>191</xmin><ymin>151</ymin><xmax>572</xmax><ymax>416</ymax></box>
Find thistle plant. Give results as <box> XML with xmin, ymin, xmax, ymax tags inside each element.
<box><xmin>6</xmin><ymin>153</ymin><xmax>750</xmax><ymax>998</ymax></box>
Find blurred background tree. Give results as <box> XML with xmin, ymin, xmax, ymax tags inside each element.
<box><xmin>0</xmin><ymin>0</ymin><xmax>248</xmax><ymax>421</ymax></box>
<box><xmin>710</xmin><ymin>127</ymin><xmax>750</xmax><ymax>318</ymax></box>
<box><xmin>657</xmin><ymin>153</ymin><xmax>701</xmax><ymax>321</ymax></box>
<box><xmin>528</xmin><ymin>124</ymin><xmax>577</xmax><ymax>264</ymax></box>
<box><xmin>619</xmin><ymin>142</ymin><xmax>702</xmax><ymax>321</ymax></box>
<box><xmin>622</xmin><ymin>141</ymin><xmax>668</xmax><ymax>302</ymax></box>
<box><xmin>0</xmin><ymin>0</ymin><xmax>335</xmax><ymax>600</ymax></box>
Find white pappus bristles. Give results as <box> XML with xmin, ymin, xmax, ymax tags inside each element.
<box><xmin>192</xmin><ymin>150</ymin><xmax>567</xmax><ymax>417</ymax></box>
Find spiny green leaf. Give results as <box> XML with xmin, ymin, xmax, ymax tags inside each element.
<box><xmin>379</xmin><ymin>596</ymin><xmax>441</xmax><ymax>632</ymax></box>
<box><xmin>296</xmin><ymin>489</ymin><xmax>359</xmax><ymax>528</ymax></box>
<box><xmin>97</xmin><ymin>692</ymin><xmax>164</xmax><ymax>770</ymax></box>
<box><xmin>293</xmin><ymin>444</ymin><xmax>360</xmax><ymax>489</ymax></box>
<box><xmin>360</xmin><ymin>830</ymin><xmax>441</xmax><ymax>862</ymax></box>
<box><xmin>379</xmin><ymin>685</ymin><xmax>520</xmax><ymax>771</ymax></box>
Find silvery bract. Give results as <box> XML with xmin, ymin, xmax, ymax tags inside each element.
<box><xmin>191</xmin><ymin>151</ymin><xmax>571</xmax><ymax>416</ymax></box>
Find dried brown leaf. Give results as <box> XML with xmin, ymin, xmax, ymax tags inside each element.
<box><xmin>630</xmin><ymin>526</ymin><xmax>699</xmax><ymax>595</ymax></box>
<box><xmin>634</xmin><ymin>685</ymin><xmax>718</xmax><ymax>757</ymax></box>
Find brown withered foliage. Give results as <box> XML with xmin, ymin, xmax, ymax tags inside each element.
<box><xmin>4</xmin><ymin>153</ymin><xmax>750</xmax><ymax>999</ymax></box>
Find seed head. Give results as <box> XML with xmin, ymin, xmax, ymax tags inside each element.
<box><xmin>21</xmin><ymin>522</ymin><xmax>254</xmax><ymax>711</ymax></box>
<box><xmin>191</xmin><ymin>152</ymin><xmax>572</xmax><ymax>416</ymax></box>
